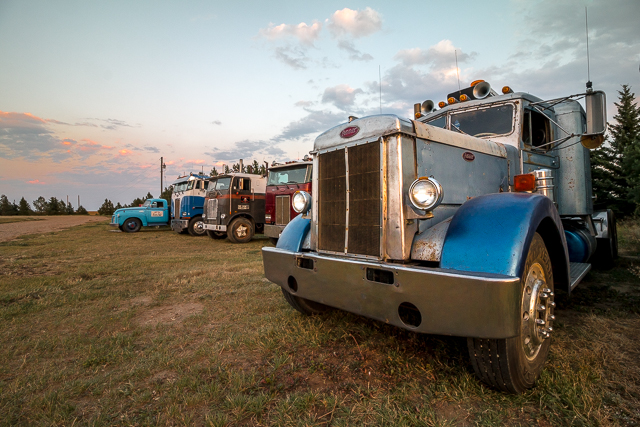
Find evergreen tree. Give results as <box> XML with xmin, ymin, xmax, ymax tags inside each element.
<box><xmin>18</xmin><ymin>197</ymin><xmax>33</xmax><ymax>215</ymax></box>
<box><xmin>224</xmin><ymin>164</ymin><xmax>230</xmax><ymax>174</ymax></box>
<box><xmin>98</xmin><ymin>199</ymin><xmax>115</xmax><ymax>216</ymax></box>
<box><xmin>33</xmin><ymin>196</ymin><xmax>47</xmax><ymax>214</ymax></box>
<box><xmin>46</xmin><ymin>197</ymin><xmax>61</xmax><ymax>215</ymax></box>
<box><xmin>76</xmin><ymin>205</ymin><xmax>89</xmax><ymax>215</ymax></box>
<box><xmin>591</xmin><ymin>84</ymin><xmax>640</xmax><ymax>217</ymax></box>
<box><xmin>210</xmin><ymin>166</ymin><xmax>218</xmax><ymax>177</ymax></box>
<box><xmin>251</xmin><ymin>160</ymin><xmax>260</xmax><ymax>173</ymax></box>
<box><xmin>0</xmin><ymin>195</ymin><xmax>17</xmax><ymax>215</ymax></box>
<box><xmin>160</xmin><ymin>186</ymin><xmax>173</xmax><ymax>206</ymax></box>
<box><xmin>231</xmin><ymin>163</ymin><xmax>240</xmax><ymax>172</ymax></box>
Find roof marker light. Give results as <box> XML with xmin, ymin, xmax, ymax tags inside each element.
<box><xmin>447</xmin><ymin>97</ymin><xmax>457</xmax><ymax>105</ymax></box>
<box><xmin>502</xmin><ymin>86</ymin><xmax>513</xmax><ymax>94</ymax></box>
<box><xmin>438</xmin><ymin>101</ymin><xmax>447</xmax><ymax>108</ymax></box>
<box><xmin>470</xmin><ymin>79</ymin><xmax>485</xmax><ymax>87</ymax></box>
<box><xmin>460</xmin><ymin>94</ymin><xmax>469</xmax><ymax>102</ymax></box>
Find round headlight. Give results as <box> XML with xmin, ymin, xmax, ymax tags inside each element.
<box><xmin>292</xmin><ymin>191</ymin><xmax>311</xmax><ymax>214</ymax></box>
<box><xmin>409</xmin><ymin>177</ymin><xmax>443</xmax><ymax>211</ymax></box>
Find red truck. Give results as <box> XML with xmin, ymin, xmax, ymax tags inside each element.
<box><xmin>264</xmin><ymin>160</ymin><xmax>312</xmax><ymax>244</ymax></box>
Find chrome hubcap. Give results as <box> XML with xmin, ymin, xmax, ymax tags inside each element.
<box><xmin>236</xmin><ymin>224</ymin><xmax>248</xmax><ymax>238</ymax></box>
<box><xmin>521</xmin><ymin>263</ymin><xmax>555</xmax><ymax>360</ymax></box>
<box><xmin>194</xmin><ymin>221</ymin><xmax>204</xmax><ymax>233</ymax></box>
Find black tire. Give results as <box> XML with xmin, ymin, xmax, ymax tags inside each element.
<box><xmin>123</xmin><ymin>218</ymin><xmax>142</xmax><ymax>233</ymax></box>
<box><xmin>118</xmin><ymin>225</ymin><xmax>124</xmax><ymax>232</ymax></box>
<box><xmin>206</xmin><ymin>230</ymin><xmax>226</xmax><ymax>240</ymax></box>
<box><xmin>593</xmin><ymin>209</ymin><xmax>618</xmax><ymax>269</ymax></box>
<box><xmin>467</xmin><ymin>232</ymin><xmax>554</xmax><ymax>393</ymax></box>
<box><xmin>188</xmin><ymin>216</ymin><xmax>206</xmax><ymax>237</ymax></box>
<box><xmin>227</xmin><ymin>217</ymin><xmax>253</xmax><ymax>244</ymax></box>
<box><xmin>281</xmin><ymin>287</ymin><xmax>329</xmax><ymax>316</ymax></box>
<box><xmin>269</xmin><ymin>237</ymin><xmax>279</xmax><ymax>246</ymax></box>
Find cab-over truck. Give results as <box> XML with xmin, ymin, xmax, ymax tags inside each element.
<box><xmin>262</xmin><ymin>79</ymin><xmax>613</xmax><ymax>393</ymax></box>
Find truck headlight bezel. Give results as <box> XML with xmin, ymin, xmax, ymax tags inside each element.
<box><xmin>292</xmin><ymin>191</ymin><xmax>311</xmax><ymax>214</ymax></box>
<box><xmin>408</xmin><ymin>177</ymin><xmax>443</xmax><ymax>211</ymax></box>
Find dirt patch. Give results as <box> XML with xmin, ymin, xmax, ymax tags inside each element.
<box><xmin>134</xmin><ymin>302</ymin><xmax>204</xmax><ymax>326</ymax></box>
<box><xmin>0</xmin><ymin>216</ymin><xmax>106</xmax><ymax>242</ymax></box>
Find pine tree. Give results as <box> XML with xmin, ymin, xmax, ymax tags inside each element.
<box><xmin>160</xmin><ymin>186</ymin><xmax>173</xmax><ymax>206</ymax></box>
<box><xmin>591</xmin><ymin>84</ymin><xmax>640</xmax><ymax>217</ymax></box>
<box><xmin>98</xmin><ymin>199</ymin><xmax>115</xmax><ymax>216</ymax></box>
<box><xmin>0</xmin><ymin>195</ymin><xmax>16</xmax><ymax>215</ymax></box>
<box><xmin>18</xmin><ymin>197</ymin><xmax>33</xmax><ymax>215</ymax></box>
<box><xmin>76</xmin><ymin>205</ymin><xmax>89</xmax><ymax>215</ymax></box>
<box><xmin>210</xmin><ymin>166</ymin><xmax>218</xmax><ymax>177</ymax></box>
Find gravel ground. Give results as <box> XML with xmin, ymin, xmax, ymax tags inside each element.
<box><xmin>0</xmin><ymin>216</ymin><xmax>107</xmax><ymax>242</ymax></box>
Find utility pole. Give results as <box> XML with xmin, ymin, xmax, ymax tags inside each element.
<box><xmin>160</xmin><ymin>157</ymin><xmax>166</xmax><ymax>196</ymax></box>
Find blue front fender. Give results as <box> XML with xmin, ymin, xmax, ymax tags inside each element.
<box><xmin>441</xmin><ymin>193</ymin><xmax>570</xmax><ymax>291</ymax></box>
<box><xmin>276</xmin><ymin>215</ymin><xmax>310</xmax><ymax>252</ymax></box>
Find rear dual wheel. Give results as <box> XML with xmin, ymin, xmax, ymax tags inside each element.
<box><xmin>467</xmin><ymin>233</ymin><xmax>555</xmax><ymax>393</ymax></box>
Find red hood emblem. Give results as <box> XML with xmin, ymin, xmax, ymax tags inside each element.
<box><xmin>340</xmin><ymin>126</ymin><xmax>360</xmax><ymax>139</ymax></box>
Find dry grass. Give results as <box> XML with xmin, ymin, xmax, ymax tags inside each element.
<box><xmin>0</xmin><ymin>220</ymin><xmax>639</xmax><ymax>426</ymax></box>
<box><xmin>0</xmin><ymin>216</ymin><xmax>44</xmax><ymax>224</ymax></box>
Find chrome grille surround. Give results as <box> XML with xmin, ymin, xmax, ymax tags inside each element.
<box><xmin>174</xmin><ymin>199</ymin><xmax>180</xmax><ymax>219</ymax></box>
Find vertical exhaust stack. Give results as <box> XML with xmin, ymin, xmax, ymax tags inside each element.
<box><xmin>239</xmin><ymin>159</ymin><xmax>244</xmax><ymax>173</ymax></box>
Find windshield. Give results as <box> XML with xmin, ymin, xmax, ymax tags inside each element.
<box><xmin>267</xmin><ymin>166</ymin><xmax>309</xmax><ymax>185</ymax></box>
<box><xmin>141</xmin><ymin>200</ymin><xmax>152</xmax><ymax>207</ymax></box>
<box><xmin>425</xmin><ymin>115</ymin><xmax>446</xmax><ymax>128</ymax></box>
<box><xmin>173</xmin><ymin>181</ymin><xmax>188</xmax><ymax>192</ymax></box>
<box><xmin>450</xmin><ymin>104</ymin><xmax>514</xmax><ymax>137</ymax></box>
<box><xmin>215</xmin><ymin>177</ymin><xmax>231</xmax><ymax>191</ymax></box>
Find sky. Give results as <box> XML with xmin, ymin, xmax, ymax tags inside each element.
<box><xmin>1</xmin><ymin>0</ymin><xmax>639</xmax><ymax>210</ymax></box>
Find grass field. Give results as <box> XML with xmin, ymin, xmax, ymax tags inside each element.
<box><xmin>1</xmin><ymin>220</ymin><xmax>639</xmax><ymax>426</ymax></box>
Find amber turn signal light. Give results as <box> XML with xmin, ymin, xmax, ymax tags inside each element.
<box><xmin>438</xmin><ymin>101</ymin><xmax>447</xmax><ymax>108</ymax></box>
<box><xmin>514</xmin><ymin>174</ymin><xmax>536</xmax><ymax>192</ymax></box>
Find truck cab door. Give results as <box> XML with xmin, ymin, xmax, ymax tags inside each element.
<box><xmin>232</xmin><ymin>177</ymin><xmax>252</xmax><ymax>214</ymax></box>
<box><xmin>148</xmin><ymin>201</ymin><xmax>167</xmax><ymax>224</ymax></box>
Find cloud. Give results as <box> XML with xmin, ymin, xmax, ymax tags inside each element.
<box><xmin>0</xmin><ymin>111</ymin><xmax>69</xmax><ymax>161</ymax></box>
<box><xmin>143</xmin><ymin>146</ymin><xmax>160</xmax><ymax>153</ymax></box>
<box><xmin>274</xmin><ymin>45</ymin><xmax>310</xmax><ymax>70</ymax></box>
<box><xmin>274</xmin><ymin>109</ymin><xmax>345</xmax><ymax>141</ymax></box>
<box><xmin>337</xmin><ymin>40</ymin><xmax>373</xmax><ymax>62</ymax></box>
<box><xmin>205</xmin><ymin>140</ymin><xmax>286</xmax><ymax>162</ymax></box>
<box><xmin>322</xmin><ymin>84</ymin><xmax>364</xmax><ymax>110</ymax></box>
<box><xmin>27</xmin><ymin>179</ymin><xmax>46</xmax><ymax>185</ymax></box>
<box><xmin>326</xmin><ymin>8</ymin><xmax>382</xmax><ymax>39</ymax></box>
<box><xmin>295</xmin><ymin>100</ymin><xmax>314</xmax><ymax>108</ymax></box>
<box><xmin>259</xmin><ymin>21</ymin><xmax>322</xmax><ymax>46</ymax></box>
<box><xmin>211</xmin><ymin>120</ymin><xmax>222</xmax><ymax>125</ymax></box>
<box><xmin>394</xmin><ymin>41</ymin><xmax>476</xmax><ymax>69</ymax></box>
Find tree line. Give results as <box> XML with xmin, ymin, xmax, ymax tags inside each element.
<box><xmin>0</xmin><ymin>195</ymin><xmax>89</xmax><ymax>216</ymax></box>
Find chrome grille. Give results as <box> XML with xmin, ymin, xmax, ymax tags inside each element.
<box><xmin>275</xmin><ymin>195</ymin><xmax>291</xmax><ymax>225</ymax></box>
<box><xmin>205</xmin><ymin>199</ymin><xmax>218</xmax><ymax>220</ymax></box>
<box><xmin>318</xmin><ymin>142</ymin><xmax>380</xmax><ymax>257</ymax></box>
<box><xmin>174</xmin><ymin>199</ymin><xmax>180</xmax><ymax>219</ymax></box>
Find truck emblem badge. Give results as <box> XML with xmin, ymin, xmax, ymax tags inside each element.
<box><xmin>463</xmin><ymin>152</ymin><xmax>475</xmax><ymax>162</ymax></box>
<box><xmin>340</xmin><ymin>126</ymin><xmax>360</xmax><ymax>139</ymax></box>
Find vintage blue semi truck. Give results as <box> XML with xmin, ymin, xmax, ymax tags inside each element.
<box><xmin>170</xmin><ymin>173</ymin><xmax>211</xmax><ymax>236</ymax></box>
<box><xmin>262</xmin><ymin>79</ymin><xmax>613</xmax><ymax>393</ymax></box>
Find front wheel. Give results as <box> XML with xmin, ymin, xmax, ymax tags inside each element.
<box><xmin>227</xmin><ymin>217</ymin><xmax>253</xmax><ymax>243</ymax></box>
<box><xmin>123</xmin><ymin>218</ymin><xmax>142</xmax><ymax>233</ymax></box>
<box><xmin>188</xmin><ymin>216</ymin><xmax>206</xmax><ymax>236</ymax></box>
<box><xmin>467</xmin><ymin>232</ymin><xmax>555</xmax><ymax>393</ymax></box>
<box><xmin>281</xmin><ymin>288</ymin><xmax>329</xmax><ymax>316</ymax></box>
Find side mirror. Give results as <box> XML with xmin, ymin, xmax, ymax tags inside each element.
<box><xmin>581</xmin><ymin>90</ymin><xmax>607</xmax><ymax>149</ymax></box>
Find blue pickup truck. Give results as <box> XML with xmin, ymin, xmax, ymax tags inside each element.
<box><xmin>110</xmin><ymin>198</ymin><xmax>170</xmax><ymax>232</ymax></box>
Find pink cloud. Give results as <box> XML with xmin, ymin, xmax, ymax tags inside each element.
<box><xmin>27</xmin><ymin>179</ymin><xmax>46</xmax><ymax>185</ymax></box>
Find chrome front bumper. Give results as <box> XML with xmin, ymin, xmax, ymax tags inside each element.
<box><xmin>262</xmin><ymin>247</ymin><xmax>521</xmax><ymax>339</ymax></box>
<box><xmin>171</xmin><ymin>219</ymin><xmax>188</xmax><ymax>232</ymax></box>
<box><xmin>203</xmin><ymin>223</ymin><xmax>227</xmax><ymax>232</ymax></box>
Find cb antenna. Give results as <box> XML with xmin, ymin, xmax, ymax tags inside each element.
<box><xmin>379</xmin><ymin>65</ymin><xmax>382</xmax><ymax>114</ymax></box>
<box><xmin>585</xmin><ymin>7</ymin><xmax>592</xmax><ymax>92</ymax></box>
<box><xmin>455</xmin><ymin>50</ymin><xmax>461</xmax><ymax>91</ymax></box>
